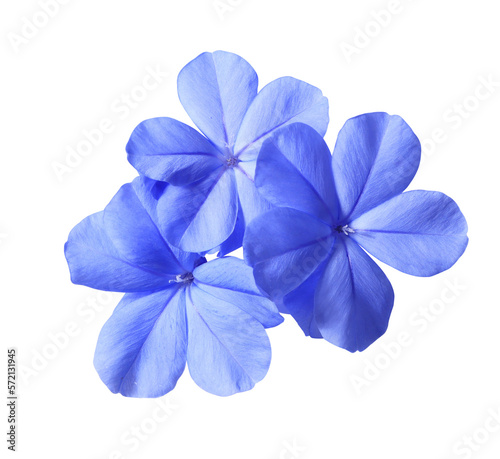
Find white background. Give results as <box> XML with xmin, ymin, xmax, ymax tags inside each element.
<box><xmin>2</xmin><ymin>1</ymin><xmax>500</xmax><ymax>458</ymax></box>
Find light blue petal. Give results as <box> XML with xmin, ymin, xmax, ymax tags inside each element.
<box><xmin>94</xmin><ymin>288</ymin><xmax>187</xmax><ymax>397</ymax></box>
<box><xmin>216</xmin><ymin>206</ymin><xmax>245</xmax><ymax>256</ymax></box>
<box><xmin>193</xmin><ymin>256</ymin><xmax>283</xmax><ymax>328</ymax></box>
<box><xmin>237</xmin><ymin>158</ymin><xmax>256</xmax><ymax>179</ymax></box>
<box><xmin>104</xmin><ymin>181</ymin><xmax>192</xmax><ymax>276</ymax></box>
<box><xmin>351</xmin><ymin>190</ymin><xmax>469</xmax><ymax>276</ymax></box>
<box><xmin>234</xmin><ymin>165</ymin><xmax>273</xmax><ymax>226</ymax></box>
<box><xmin>157</xmin><ymin>168</ymin><xmax>238</xmax><ymax>252</ymax></box>
<box><xmin>185</xmin><ymin>285</ymin><xmax>272</xmax><ymax>396</ymax></box>
<box><xmin>273</xmin><ymin>298</ymin><xmax>290</xmax><ymax>315</ymax></box>
<box><xmin>243</xmin><ymin>207</ymin><xmax>334</xmax><ymax>299</ymax></box>
<box><xmin>177</xmin><ymin>51</ymin><xmax>258</xmax><ymax>150</ymax></box>
<box><xmin>130</xmin><ymin>176</ymin><xmax>202</xmax><ymax>270</ymax></box>
<box><xmin>283</xmin><ymin>258</ymin><xmax>329</xmax><ymax>339</ymax></box>
<box><xmin>126</xmin><ymin>117</ymin><xmax>223</xmax><ymax>185</ymax></box>
<box><xmin>64</xmin><ymin>211</ymin><xmax>173</xmax><ymax>292</ymax></box>
<box><xmin>314</xmin><ymin>237</ymin><xmax>394</xmax><ymax>352</ymax></box>
<box><xmin>332</xmin><ymin>113</ymin><xmax>421</xmax><ymax>221</ymax></box>
<box><xmin>255</xmin><ymin>123</ymin><xmax>338</xmax><ymax>224</ymax></box>
<box><xmin>234</xmin><ymin>77</ymin><xmax>329</xmax><ymax>161</ymax></box>
<box><xmin>131</xmin><ymin>175</ymin><xmax>169</xmax><ymax>223</ymax></box>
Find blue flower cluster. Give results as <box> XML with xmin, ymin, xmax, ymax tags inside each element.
<box><xmin>65</xmin><ymin>51</ymin><xmax>468</xmax><ymax>397</ymax></box>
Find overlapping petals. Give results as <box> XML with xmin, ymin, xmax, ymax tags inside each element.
<box><xmin>65</xmin><ymin>177</ymin><xmax>282</xmax><ymax>397</ymax></box>
<box><xmin>244</xmin><ymin>114</ymin><xmax>468</xmax><ymax>352</ymax></box>
<box><xmin>126</xmin><ymin>51</ymin><xmax>329</xmax><ymax>252</ymax></box>
<box><xmin>66</xmin><ymin>50</ymin><xmax>469</xmax><ymax>400</ymax></box>
<box><xmin>255</xmin><ymin>122</ymin><xmax>338</xmax><ymax>224</ymax></box>
<box><xmin>234</xmin><ymin>77</ymin><xmax>329</xmax><ymax>161</ymax></box>
<box><xmin>126</xmin><ymin>118</ymin><xmax>224</xmax><ymax>186</ymax></box>
<box><xmin>244</xmin><ymin>207</ymin><xmax>334</xmax><ymax>299</ymax></box>
<box><xmin>157</xmin><ymin>168</ymin><xmax>239</xmax><ymax>253</ymax></box>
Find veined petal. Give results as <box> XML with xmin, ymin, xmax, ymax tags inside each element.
<box><xmin>332</xmin><ymin>112</ymin><xmax>421</xmax><ymax>221</ymax></box>
<box><xmin>65</xmin><ymin>211</ymin><xmax>173</xmax><ymax>292</ymax></box>
<box><xmin>94</xmin><ymin>288</ymin><xmax>187</xmax><ymax>397</ymax></box>
<box><xmin>104</xmin><ymin>181</ymin><xmax>191</xmax><ymax>276</ymax></box>
<box><xmin>193</xmin><ymin>256</ymin><xmax>283</xmax><ymax>328</ymax></box>
<box><xmin>157</xmin><ymin>167</ymin><xmax>238</xmax><ymax>252</ymax></box>
<box><xmin>243</xmin><ymin>207</ymin><xmax>334</xmax><ymax>299</ymax></box>
<box><xmin>131</xmin><ymin>175</ymin><xmax>169</xmax><ymax>222</ymax></box>
<box><xmin>185</xmin><ymin>285</ymin><xmax>272</xmax><ymax>396</ymax></box>
<box><xmin>282</xmin><ymin>259</ymin><xmax>328</xmax><ymax>339</ymax></box>
<box><xmin>234</xmin><ymin>77</ymin><xmax>329</xmax><ymax>161</ymax></box>
<box><xmin>126</xmin><ymin>117</ymin><xmax>223</xmax><ymax>185</ymax></box>
<box><xmin>314</xmin><ymin>237</ymin><xmax>394</xmax><ymax>352</ymax></box>
<box><xmin>350</xmin><ymin>190</ymin><xmax>469</xmax><ymax>276</ymax></box>
<box><xmin>177</xmin><ymin>51</ymin><xmax>258</xmax><ymax>150</ymax></box>
<box><xmin>273</xmin><ymin>298</ymin><xmax>290</xmax><ymax>315</ymax></box>
<box><xmin>130</xmin><ymin>176</ymin><xmax>201</xmax><ymax>271</ymax></box>
<box><xmin>215</xmin><ymin>206</ymin><xmax>245</xmax><ymax>256</ymax></box>
<box><xmin>255</xmin><ymin>123</ymin><xmax>338</xmax><ymax>224</ymax></box>
<box><xmin>234</xmin><ymin>165</ymin><xmax>273</xmax><ymax>226</ymax></box>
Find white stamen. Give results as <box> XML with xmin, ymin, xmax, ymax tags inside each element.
<box><xmin>341</xmin><ymin>225</ymin><xmax>355</xmax><ymax>236</ymax></box>
<box><xmin>169</xmin><ymin>272</ymin><xmax>194</xmax><ymax>284</ymax></box>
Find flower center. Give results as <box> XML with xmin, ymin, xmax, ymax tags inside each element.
<box><xmin>170</xmin><ymin>272</ymin><xmax>194</xmax><ymax>284</ymax></box>
<box><xmin>334</xmin><ymin>224</ymin><xmax>355</xmax><ymax>236</ymax></box>
<box><xmin>226</xmin><ymin>156</ymin><xmax>239</xmax><ymax>168</ymax></box>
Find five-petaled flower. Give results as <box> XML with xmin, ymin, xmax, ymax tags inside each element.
<box><xmin>244</xmin><ymin>113</ymin><xmax>468</xmax><ymax>352</ymax></box>
<box><xmin>65</xmin><ymin>177</ymin><xmax>282</xmax><ymax>397</ymax></box>
<box><xmin>126</xmin><ymin>50</ymin><xmax>329</xmax><ymax>253</ymax></box>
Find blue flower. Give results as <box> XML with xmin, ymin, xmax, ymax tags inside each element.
<box><xmin>64</xmin><ymin>176</ymin><xmax>283</xmax><ymax>397</ymax></box>
<box><xmin>126</xmin><ymin>50</ymin><xmax>329</xmax><ymax>253</ymax></box>
<box><xmin>243</xmin><ymin>113</ymin><xmax>468</xmax><ymax>352</ymax></box>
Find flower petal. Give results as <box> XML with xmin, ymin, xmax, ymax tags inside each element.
<box><xmin>131</xmin><ymin>175</ymin><xmax>169</xmax><ymax>222</ymax></box>
<box><xmin>234</xmin><ymin>77</ymin><xmax>329</xmax><ymax>161</ymax></box>
<box><xmin>350</xmin><ymin>190</ymin><xmax>469</xmax><ymax>276</ymax></box>
<box><xmin>255</xmin><ymin>123</ymin><xmax>338</xmax><ymax>224</ymax></box>
<box><xmin>104</xmin><ymin>181</ymin><xmax>193</xmax><ymax>276</ymax></box>
<box><xmin>234</xmin><ymin>165</ymin><xmax>273</xmax><ymax>226</ymax></box>
<box><xmin>215</xmin><ymin>206</ymin><xmax>245</xmax><ymax>256</ymax></box>
<box><xmin>282</xmin><ymin>260</ymin><xmax>327</xmax><ymax>339</ymax></box>
<box><xmin>126</xmin><ymin>117</ymin><xmax>223</xmax><ymax>185</ymax></box>
<box><xmin>177</xmin><ymin>51</ymin><xmax>258</xmax><ymax>150</ymax></box>
<box><xmin>185</xmin><ymin>285</ymin><xmax>272</xmax><ymax>396</ymax></box>
<box><xmin>243</xmin><ymin>207</ymin><xmax>334</xmax><ymax>299</ymax></box>
<box><xmin>314</xmin><ymin>237</ymin><xmax>395</xmax><ymax>352</ymax></box>
<box><xmin>64</xmin><ymin>211</ymin><xmax>173</xmax><ymax>292</ymax></box>
<box><xmin>193</xmin><ymin>256</ymin><xmax>283</xmax><ymax>328</ymax></box>
<box><xmin>129</xmin><ymin>176</ymin><xmax>202</xmax><ymax>270</ymax></box>
<box><xmin>157</xmin><ymin>168</ymin><xmax>238</xmax><ymax>252</ymax></box>
<box><xmin>94</xmin><ymin>288</ymin><xmax>187</xmax><ymax>397</ymax></box>
<box><xmin>332</xmin><ymin>112</ymin><xmax>421</xmax><ymax>221</ymax></box>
